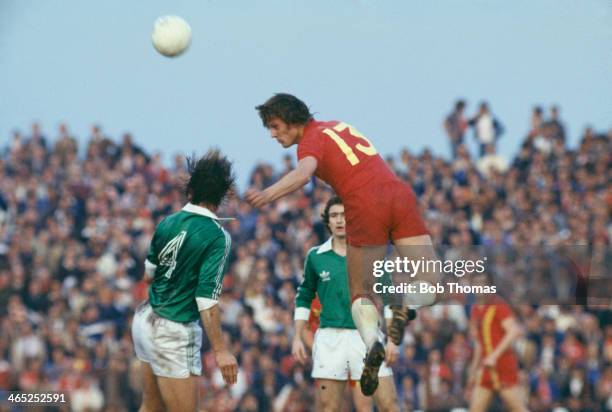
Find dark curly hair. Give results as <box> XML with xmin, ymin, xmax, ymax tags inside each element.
<box><xmin>255</xmin><ymin>93</ymin><xmax>313</xmax><ymax>127</ymax></box>
<box><xmin>185</xmin><ymin>149</ymin><xmax>235</xmax><ymax>208</ymax></box>
<box><xmin>321</xmin><ymin>196</ymin><xmax>343</xmax><ymax>232</ymax></box>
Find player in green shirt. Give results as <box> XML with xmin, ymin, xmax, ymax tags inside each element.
<box><xmin>132</xmin><ymin>150</ymin><xmax>238</xmax><ymax>412</ymax></box>
<box><xmin>292</xmin><ymin>197</ymin><xmax>400</xmax><ymax>412</ymax></box>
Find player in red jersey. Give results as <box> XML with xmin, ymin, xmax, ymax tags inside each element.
<box><xmin>245</xmin><ymin>94</ymin><xmax>439</xmax><ymax>396</ymax></box>
<box><xmin>467</xmin><ymin>274</ymin><xmax>527</xmax><ymax>412</ymax></box>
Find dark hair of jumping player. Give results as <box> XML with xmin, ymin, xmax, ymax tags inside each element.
<box><xmin>185</xmin><ymin>149</ymin><xmax>235</xmax><ymax>208</ymax></box>
<box><xmin>255</xmin><ymin>93</ymin><xmax>313</xmax><ymax>127</ymax></box>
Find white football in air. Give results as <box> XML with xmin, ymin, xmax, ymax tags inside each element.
<box><xmin>151</xmin><ymin>16</ymin><xmax>192</xmax><ymax>57</ymax></box>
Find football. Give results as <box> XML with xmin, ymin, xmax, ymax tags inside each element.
<box><xmin>151</xmin><ymin>15</ymin><xmax>192</xmax><ymax>57</ymax></box>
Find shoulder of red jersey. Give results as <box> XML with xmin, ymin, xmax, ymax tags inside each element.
<box><xmin>496</xmin><ymin>300</ymin><xmax>515</xmax><ymax>320</ymax></box>
<box><xmin>303</xmin><ymin>119</ymin><xmax>339</xmax><ymax>135</ymax></box>
<box><xmin>297</xmin><ymin>119</ymin><xmax>339</xmax><ymax>162</ymax></box>
<box><xmin>485</xmin><ymin>295</ymin><xmax>514</xmax><ymax>321</ymax></box>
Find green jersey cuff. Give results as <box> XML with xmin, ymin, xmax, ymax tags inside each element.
<box><xmin>144</xmin><ymin>259</ymin><xmax>157</xmax><ymax>279</ymax></box>
<box><xmin>294</xmin><ymin>307</ymin><xmax>311</xmax><ymax>321</ymax></box>
<box><xmin>196</xmin><ymin>297</ymin><xmax>218</xmax><ymax>311</ymax></box>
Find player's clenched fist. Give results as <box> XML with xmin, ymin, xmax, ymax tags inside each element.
<box><xmin>244</xmin><ymin>188</ymin><xmax>270</xmax><ymax>208</ymax></box>
<box><xmin>214</xmin><ymin>350</ymin><xmax>238</xmax><ymax>385</ymax></box>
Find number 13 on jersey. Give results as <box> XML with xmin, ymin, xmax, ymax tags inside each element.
<box><xmin>322</xmin><ymin>122</ymin><xmax>378</xmax><ymax>166</ymax></box>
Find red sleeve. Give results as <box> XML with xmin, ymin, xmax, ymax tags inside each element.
<box><xmin>496</xmin><ymin>302</ymin><xmax>513</xmax><ymax>323</ymax></box>
<box><xmin>297</xmin><ymin>130</ymin><xmax>324</xmax><ymax>163</ymax></box>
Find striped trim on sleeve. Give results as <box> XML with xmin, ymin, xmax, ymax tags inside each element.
<box><xmin>211</xmin><ymin>224</ymin><xmax>231</xmax><ymax>300</ymax></box>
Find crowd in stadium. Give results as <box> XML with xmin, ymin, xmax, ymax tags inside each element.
<box><xmin>0</xmin><ymin>104</ymin><xmax>610</xmax><ymax>411</ymax></box>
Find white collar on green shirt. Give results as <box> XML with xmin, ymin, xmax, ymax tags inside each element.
<box><xmin>317</xmin><ymin>237</ymin><xmax>334</xmax><ymax>254</ymax></box>
<box><xmin>182</xmin><ymin>203</ymin><xmax>234</xmax><ymax>221</ymax></box>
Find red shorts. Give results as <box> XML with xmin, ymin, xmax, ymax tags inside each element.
<box><xmin>343</xmin><ymin>180</ymin><xmax>428</xmax><ymax>246</ymax></box>
<box><xmin>479</xmin><ymin>365</ymin><xmax>519</xmax><ymax>391</ymax></box>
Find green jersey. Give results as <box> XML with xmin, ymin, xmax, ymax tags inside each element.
<box><xmin>146</xmin><ymin>203</ymin><xmax>231</xmax><ymax>323</ymax></box>
<box><xmin>295</xmin><ymin>238</ymin><xmax>355</xmax><ymax>329</ymax></box>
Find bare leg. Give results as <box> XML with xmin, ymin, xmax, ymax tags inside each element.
<box><xmin>317</xmin><ymin>379</ymin><xmax>347</xmax><ymax>412</ymax></box>
<box><xmin>387</xmin><ymin>235</ymin><xmax>441</xmax><ymax>345</ymax></box>
<box><xmin>138</xmin><ymin>362</ymin><xmax>165</xmax><ymax>412</ymax></box>
<box><xmin>347</xmin><ymin>244</ymin><xmax>388</xmax><ymax>349</ymax></box>
<box><xmin>499</xmin><ymin>386</ymin><xmax>530</xmax><ymax>412</ymax></box>
<box><xmin>351</xmin><ymin>381</ymin><xmax>374</xmax><ymax>412</ymax></box>
<box><xmin>393</xmin><ymin>234</ymin><xmax>441</xmax><ymax>306</ymax></box>
<box><xmin>468</xmin><ymin>385</ymin><xmax>494</xmax><ymax>412</ymax></box>
<box><xmin>371</xmin><ymin>376</ymin><xmax>400</xmax><ymax>412</ymax></box>
<box><xmin>157</xmin><ymin>375</ymin><xmax>198</xmax><ymax>412</ymax></box>
<box><xmin>347</xmin><ymin>244</ymin><xmax>391</xmax><ymax>397</ymax></box>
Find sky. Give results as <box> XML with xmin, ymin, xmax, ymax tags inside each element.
<box><xmin>1</xmin><ymin>0</ymin><xmax>611</xmax><ymax>188</ymax></box>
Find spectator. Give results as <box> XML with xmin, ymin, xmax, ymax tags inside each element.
<box><xmin>529</xmin><ymin>367</ymin><xmax>560</xmax><ymax>409</ymax></box>
<box><xmin>443</xmin><ymin>99</ymin><xmax>468</xmax><ymax>159</ymax></box>
<box><xmin>468</xmin><ymin>101</ymin><xmax>504</xmax><ymax>157</ymax></box>
<box><xmin>549</xmin><ymin>105</ymin><xmax>566</xmax><ymax>143</ymax></box>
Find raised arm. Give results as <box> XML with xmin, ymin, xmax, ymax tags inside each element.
<box><xmin>245</xmin><ymin>156</ymin><xmax>317</xmax><ymax>208</ymax></box>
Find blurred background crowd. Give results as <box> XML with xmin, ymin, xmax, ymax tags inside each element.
<box><xmin>0</xmin><ymin>102</ymin><xmax>610</xmax><ymax>411</ymax></box>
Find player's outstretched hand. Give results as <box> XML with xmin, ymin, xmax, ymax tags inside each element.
<box><xmin>214</xmin><ymin>350</ymin><xmax>238</xmax><ymax>385</ymax></box>
<box><xmin>244</xmin><ymin>189</ymin><xmax>270</xmax><ymax>208</ymax></box>
<box><xmin>292</xmin><ymin>338</ymin><xmax>308</xmax><ymax>364</ymax></box>
<box><xmin>385</xmin><ymin>339</ymin><xmax>399</xmax><ymax>365</ymax></box>
<box><xmin>244</xmin><ymin>189</ymin><xmax>269</xmax><ymax>208</ymax></box>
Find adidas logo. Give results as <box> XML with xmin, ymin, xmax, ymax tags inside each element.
<box><xmin>319</xmin><ymin>270</ymin><xmax>331</xmax><ymax>282</ymax></box>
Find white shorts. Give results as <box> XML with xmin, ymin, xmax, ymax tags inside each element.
<box><xmin>311</xmin><ymin>328</ymin><xmax>393</xmax><ymax>381</ymax></box>
<box><xmin>131</xmin><ymin>301</ymin><xmax>203</xmax><ymax>378</ymax></box>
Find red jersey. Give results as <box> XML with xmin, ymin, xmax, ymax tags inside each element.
<box><xmin>471</xmin><ymin>298</ymin><xmax>518</xmax><ymax>366</ymax></box>
<box><xmin>470</xmin><ymin>297</ymin><xmax>519</xmax><ymax>390</ymax></box>
<box><xmin>297</xmin><ymin>119</ymin><xmax>399</xmax><ymax>198</ymax></box>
